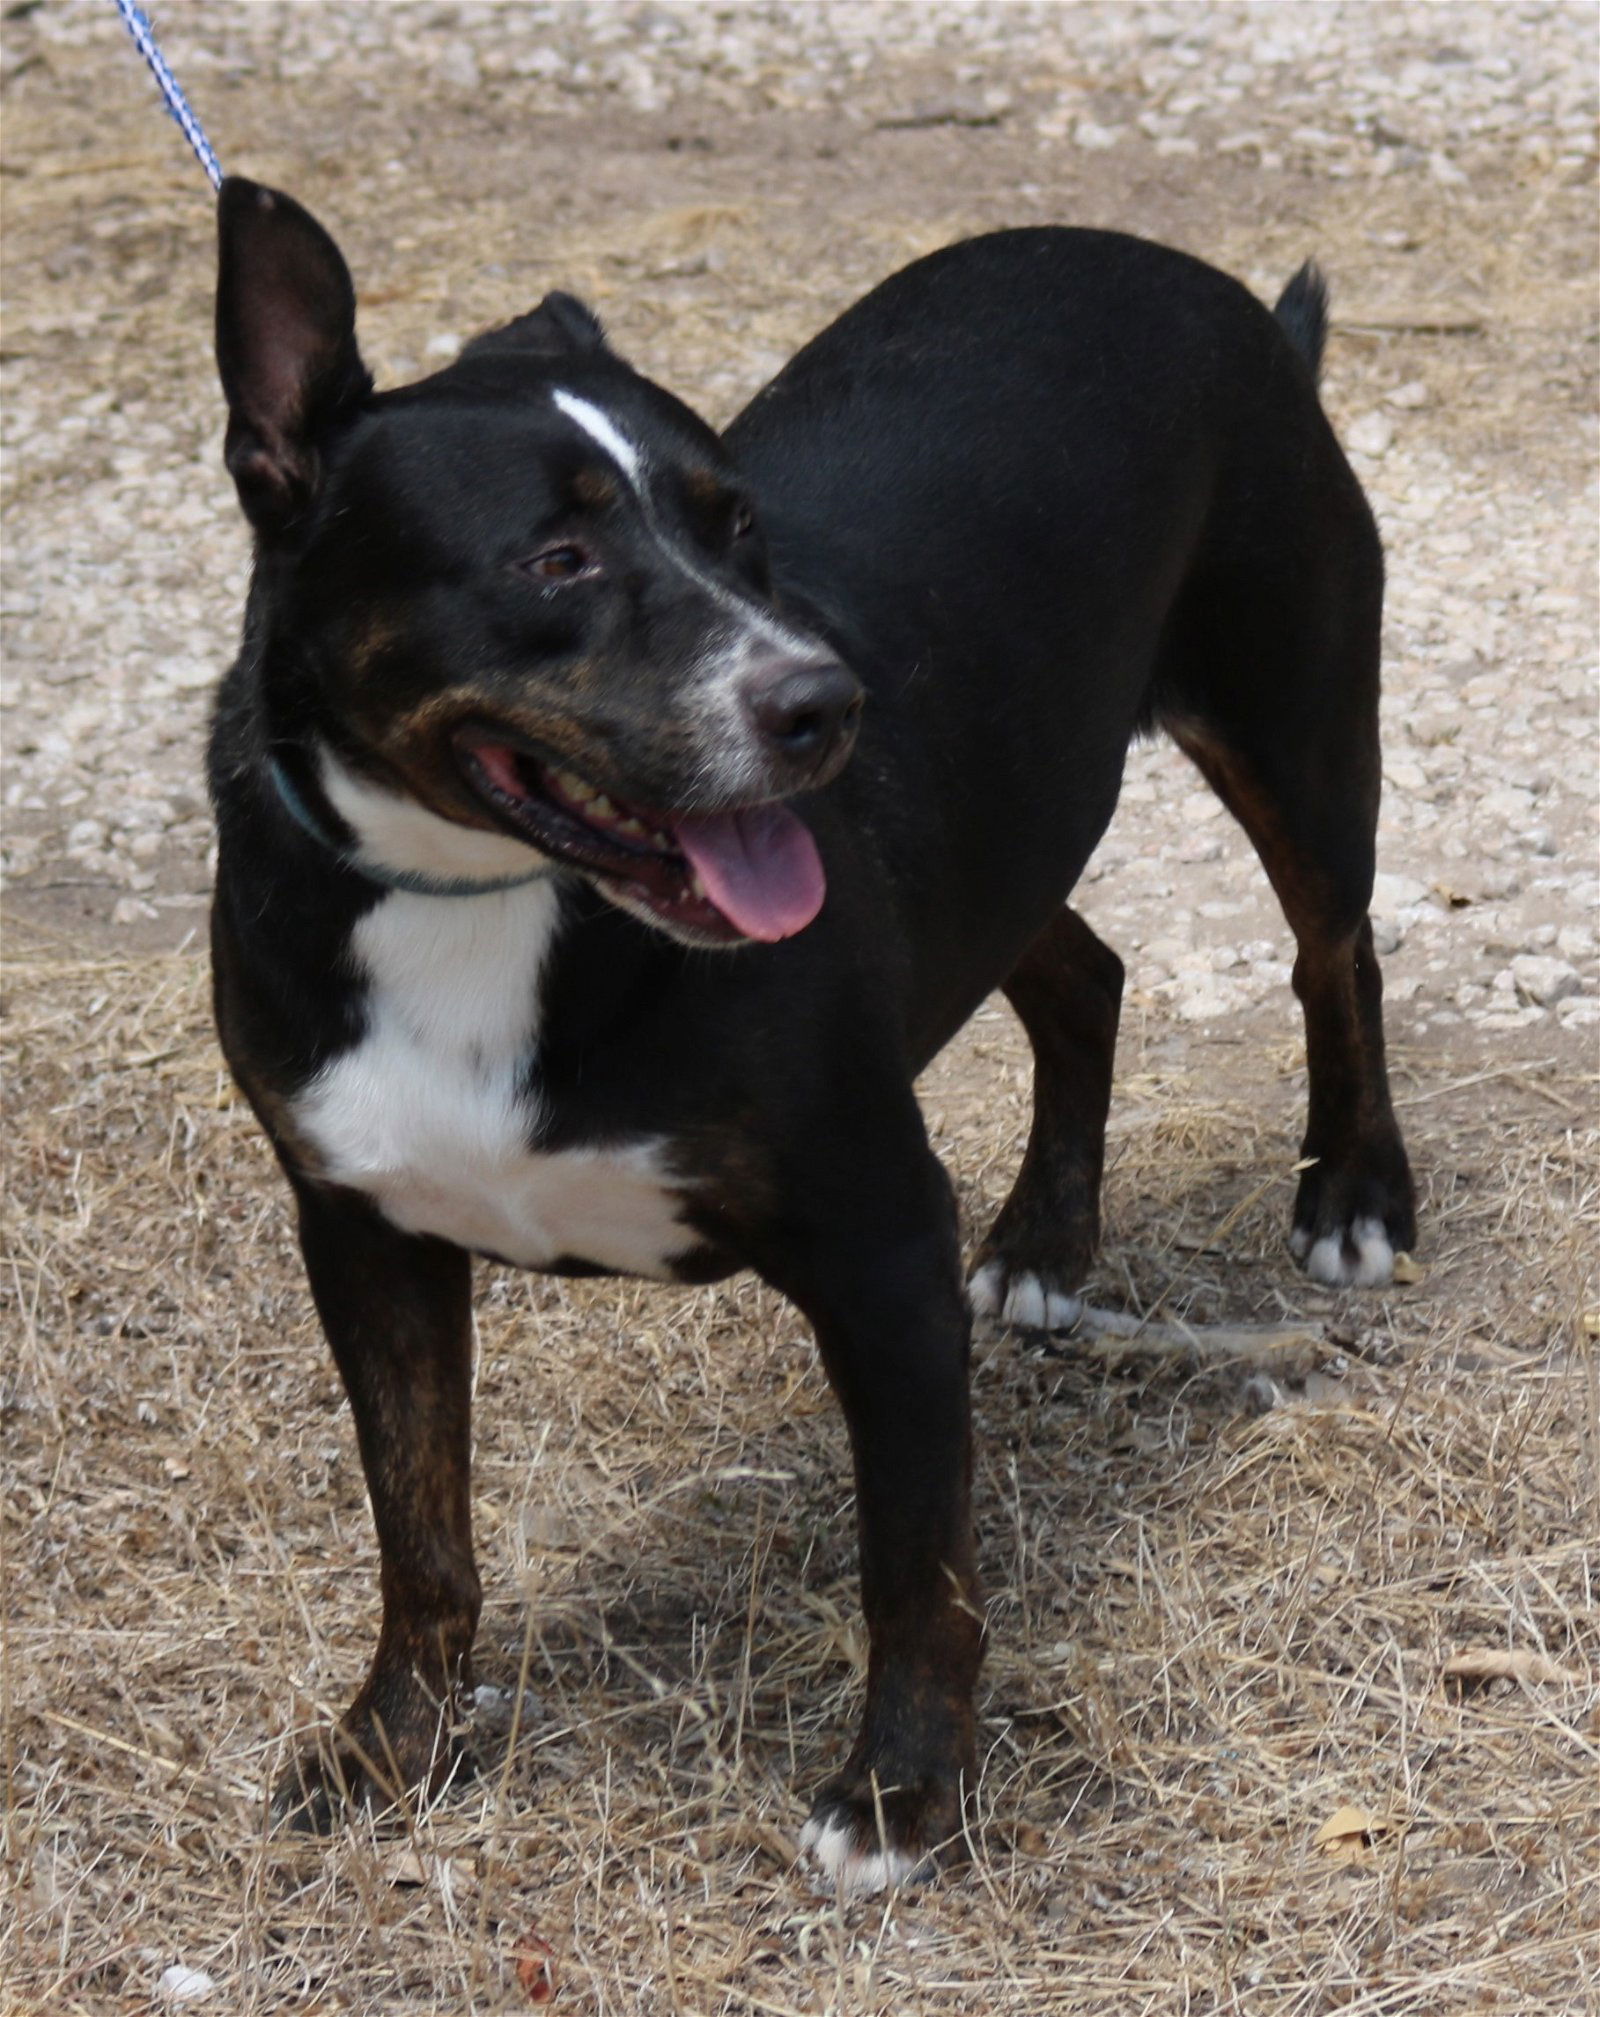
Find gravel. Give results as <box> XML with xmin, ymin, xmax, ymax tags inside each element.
<box><xmin>2</xmin><ymin>0</ymin><xmax>1595</xmax><ymax>1041</ymax></box>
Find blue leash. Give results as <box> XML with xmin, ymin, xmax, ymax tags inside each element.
<box><xmin>111</xmin><ymin>0</ymin><xmax>223</xmax><ymax>189</ymax></box>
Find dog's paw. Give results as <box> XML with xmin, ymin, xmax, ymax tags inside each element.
<box><xmin>272</xmin><ymin>1713</ymin><xmax>473</xmax><ymax>1832</ymax></box>
<box><xmin>273</xmin><ymin>1729</ymin><xmax>382</xmax><ymax>1834</ymax></box>
<box><xmin>968</xmin><ymin>1260</ymin><xmax>1083</xmax><ymax>1332</ymax></box>
<box><xmin>1290</xmin><ymin>1143</ymin><xmax>1416</xmax><ymax>1289</ymax></box>
<box><xmin>800</xmin><ymin>1810</ymin><xmax>928</xmax><ymax>1897</ymax></box>
<box><xmin>1289</xmin><ymin>1213</ymin><xmax>1397</xmax><ymax>1287</ymax></box>
<box><xmin>799</xmin><ymin>1777</ymin><xmax>962</xmax><ymax>1898</ymax></box>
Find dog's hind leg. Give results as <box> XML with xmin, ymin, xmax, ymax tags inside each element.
<box><xmin>1167</xmin><ymin>689</ymin><xmax>1416</xmax><ymax>1287</ymax></box>
<box><xmin>968</xmin><ymin>904</ymin><xmax>1123</xmax><ymax>1329</ymax></box>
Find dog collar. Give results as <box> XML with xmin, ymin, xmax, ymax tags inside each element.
<box><xmin>266</xmin><ymin>755</ymin><xmax>550</xmax><ymax>899</ymax></box>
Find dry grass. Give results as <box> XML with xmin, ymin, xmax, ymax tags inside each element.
<box><xmin>3</xmin><ymin>920</ymin><xmax>1597</xmax><ymax>2015</ymax></box>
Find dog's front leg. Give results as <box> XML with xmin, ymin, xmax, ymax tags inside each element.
<box><xmin>760</xmin><ymin>1131</ymin><xmax>983</xmax><ymax>1894</ymax></box>
<box><xmin>275</xmin><ymin>1181</ymin><xmax>480</xmax><ymax>1829</ymax></box>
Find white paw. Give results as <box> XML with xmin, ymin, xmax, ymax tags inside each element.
<box><xmin>1300</xmin><ymin>1214</ymin><xmax>1395</xmax><ymax>1287</ymax></box>
<box><xmin>968</xmin><ymin>1263</ymin><xmax>1082</xmax><ymax>1332</ymax></box>
<box><xmin>968</xmin><ymin>1261</ymin><xmax>1005</xmax><ymax>1316</ymax></box>
<box><xmin>799</xmin><ymin>1812</ymin><xmax>924</xmax><ymax>1897</ymax></box>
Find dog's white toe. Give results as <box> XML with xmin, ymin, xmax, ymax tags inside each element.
<box><xmin>1003</xmin><ymin>1273</ymin><xmax>1082</xmax><ymax>1331</ymax></box>
<box><xmin>970</xmin><ymin>1266</ymin><xmax>1083</xmax><ymax>1331</ymax></box>
<box><xmin>967</xmin><ymin>1261</ymin><xmax>1005</xmax><ymax>1317</ymax></box>
<box><xmin>1302</xmin><ymin>1214</ymin><xmax>1394</xmax><ymax>1287</ymax></box>
<box><xmin>1002</xmin><ymin>1273</ymin><xmax>1047</xmax><ymax>1329</ymax></box>
<box><xmin>800</xmin><ymin>1813</ymin><xmax>924</xmax><ymax>1898</ymax></box>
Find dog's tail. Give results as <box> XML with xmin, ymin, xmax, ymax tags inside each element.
<box><xmin>1273</xmin><ymin>260</ymin><xmax>1330</xmax><ymax>380</ymax></box>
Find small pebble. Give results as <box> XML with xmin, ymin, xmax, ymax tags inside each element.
<box><xmin>157</xmin><ymin>1967</ymin><xmax>216</xmax><ymax>2006</ymax></box>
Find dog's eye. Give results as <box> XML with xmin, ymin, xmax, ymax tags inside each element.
<box><xmin>523</xmin><ymin>544</ymin><xmax>597</xmax><ymax>583</ymax></box>
<box><xmin>730</xmin><ymin>503</ymin><xmax>756</xmax><ymax>542</ymax></box>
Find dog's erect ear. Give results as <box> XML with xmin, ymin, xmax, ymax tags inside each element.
<box><xmin>461</xmin><ymin>291</ymin><xmax>612</xmax><ymax>364</ymax></box>
<box><xmin>215</xmin><ymin>177</ymin><xmax>372</xmax><ymax>535</ymax></box>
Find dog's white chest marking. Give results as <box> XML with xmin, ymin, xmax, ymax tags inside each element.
<box><xmin>293</xmin><ymin>884</ymin><xmax>690</xmax><ymax>1277</ymax></box>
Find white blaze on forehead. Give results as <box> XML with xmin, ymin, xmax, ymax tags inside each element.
<box><xmin>551</xmin><ymin>387</ymin><xmax>645</xmax><ymax>491</ymax></box>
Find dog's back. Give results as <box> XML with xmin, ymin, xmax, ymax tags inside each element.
<box><xmin>725</xmin><ymin>229</ymin><xmax>1380</xmax><ymax>1059</ymax></box>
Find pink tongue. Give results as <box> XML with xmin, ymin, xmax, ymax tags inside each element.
<box><xmin>671</xmin><ymin>803</ymin><xmax>826</xmax><ymax>941</ymax></box>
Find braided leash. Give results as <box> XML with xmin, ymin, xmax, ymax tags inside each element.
<box><xmin>110</xmin><ymin>0</ymin><xmax>223</xmax><ymax>189</ymax></box>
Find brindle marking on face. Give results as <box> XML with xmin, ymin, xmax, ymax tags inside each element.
<box><xmin>356</xmin><ymin>676</ymin><xmax>778</xmax><ymax>825</ymax></box>
<box><xmin>342</xmin><ymin>686</ymin><xmax>604</xmax><ymax>820</ymax></box>
<box><xmin>681</xmin><ymin>465</ymin><xmax>729</xmax><ymax>508</ymax></box>
<box><xmin>340</xmin><ymin>608</ymin><xmax>402</xmax><ymax>681</ymax></box>
<box><xmin>570</xmin><ymin>466</ymin><xmax>619</xmax><ymax>512</ymax></box>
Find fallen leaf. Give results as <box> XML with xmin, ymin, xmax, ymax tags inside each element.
<box><xmin>1391</xmin><ymin>1252</ymin><xmax>1425</xmax><ymax>1285</ymax></box>
<box><xmin>162</xmin><ymin>1456</ymin><xmax>192</xmax><ymax>1481</ymax></box>
<box><xmin>1315</xmin><ymin>1806</ymin><xmax>1401</xmax><ymax>1866</ymax></box>
<box><xmin>1582</xmin><ymin>1311</ymin><xmax>1600</xmax><ymax>1340</ymax></box>
<box><xmin>515</xmin><ymin>1931</ymin><xmax>558</xmax><ymax>2003</ymax></box>
<box><xmin>381</xmin><ymin>1848</ymin><xmax>474</xmax><ymax>1894</ymax></box>
<box><xmin>1443</xmin><ymin>1648</ymin><xmax>1579</xmax><ymax>1689</ymax></box>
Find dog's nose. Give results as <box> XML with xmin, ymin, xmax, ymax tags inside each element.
<box><xmin>743</xmin><ymin>657</ymin><xmax>863</xmax><ymax>767</ymax></box>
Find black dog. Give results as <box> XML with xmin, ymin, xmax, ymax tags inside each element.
<box><xmin>208</xmin><ymin>178</ymin><xmax>1414</xmax><ymax>1893</ymax></box>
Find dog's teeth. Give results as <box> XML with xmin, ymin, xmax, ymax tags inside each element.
<box><xmin>557</xmin><ymin>769</ymin><xmax>595</xmax><ymax>804</ymax></box>
<box><xmin>615</xmin><ymin>816</ymin><xmax>647</xmax><ymax>838</ymax></box>
<box><xmin>687</xmin><ymin>868</ymin><xmax>708</xmax><ymax>900</ymax></box>
<box><xmin>590</xmin><ymin>794</ymin><xmax>616</xmax><ymax>820</ymax></box>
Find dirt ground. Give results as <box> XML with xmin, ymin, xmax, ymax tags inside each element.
<box><xmin>3</xmin><ymin>3</ymin><xmax>1597</xmax><ymax>2013</ymax></box>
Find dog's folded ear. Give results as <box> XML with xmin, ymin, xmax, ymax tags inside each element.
<box><xmin>215</xmin><ymin>178</ymin><xmax>373</xmax><ymax>537</ymax></box>
<box><xmin>461</xmin><ymin>292</ymin><xmax>613</xmax><ymax>364</ymax></box>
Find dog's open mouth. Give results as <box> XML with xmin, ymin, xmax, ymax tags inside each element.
<box><xmin>455</xmin><ymin>733</ymin><xmax>826</xmax><ymax>943</ymax></box>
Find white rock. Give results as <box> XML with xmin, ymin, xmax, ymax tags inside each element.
<box><xmin>1347</xmin><ymin>412</ymin><xmax>1393</xmax><ymax>457</ymax></box>
<box><xmin>438</xmin><ymin>44</ymin><xmax>481</xmax><ymax>92</ymax></box>
<box><xmin>158</xmin><ymin>657</ymin><xmax>217</xmax><ymax>691</ymax></box>
<box><xmin>1372</xmin><ymin>871</ymin><xmax>1429</xmax><ymax>912</ymax></box>
<box><xmin>1178</xmin><ymin>834</ymin><xmax>1223</xmax><ymax>863</ymax></box>
<box><xmin>1510</xmin><ymin>954</ymin><xmax>1582</xmax><ymax>1007</ymax></box>
<box><xmin>1477</xmin><ymin>1007</ymin><xmax>1546</xmax><ymax>1031</ymax></box>
<box><xmin>1174</xmin><ymin>979</ymin><xmax>1244</xmax><ymax>1022</ymax></box>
